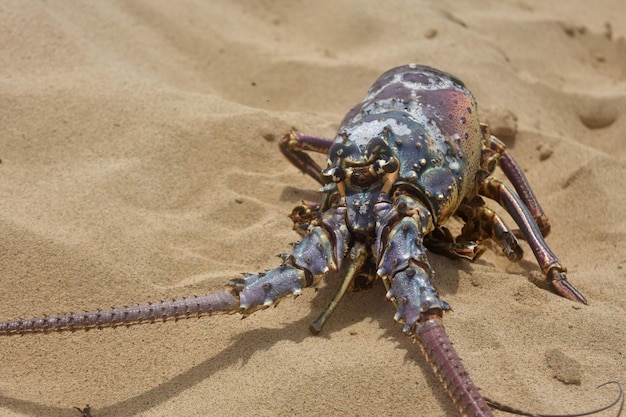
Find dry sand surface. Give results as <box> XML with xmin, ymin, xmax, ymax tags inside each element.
<box><xmin>1</xmin><ymin>1</ymin><xmax>625</xmax><ymax>416</ymax></box>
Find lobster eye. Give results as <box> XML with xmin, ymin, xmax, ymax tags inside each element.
<box><xmin>372</xmin><ymin>157</ymin><xmax>399</xmax><ymax>175</ymax></box>
<box><xmin>328</xmin><ymin>142</ymin><xmax>360</xmax><ymax>165</ymax></box>
<box><xmin>322</xmin><ymin>167</ymin><xmax>346</xmax><ymax>183</ymax></box>
<box><xmin>364</xmin><ymin>136</ymin><xmax>391</xmax><ymax>161</ymax></box>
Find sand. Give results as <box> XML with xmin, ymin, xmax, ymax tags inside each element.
<box><xmin>0</xmin><ymin>1</ymin><xmax>625</xmax><ymax>416</ymax></box>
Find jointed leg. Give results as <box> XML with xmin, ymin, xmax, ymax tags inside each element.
<box><xmin>479</xmin><ymin>177</ymin><xmax>587</xmax><ymax>304</ymax></box>
<box><xmin>485</xmin><ymin>134</ymin><xmax>551</xmax><ymax>237</ymax></box>
<box><xmin>424</xmin><ymin>225</ymin><xmax>484</xmax><ymax>261</ymax></box>
<box><xmin>426</xmin><ymin>194</ymin><xmax>523</xmax><ymax>263</ymax></box>
<box><xmin>280</xmin><ymin>131</ymin><xmax>335</xmax><ymax>185</ymax></box>
<box><xmin>456</xmin><ymin>197</ymin><xmax>523</xmax><ymax>262</ymax></box>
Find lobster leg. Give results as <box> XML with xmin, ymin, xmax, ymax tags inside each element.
<box><xmin>456</xmin><ymin>197</ymin><xmax>524</xmax><ymax>262</ymax></box>
<box><xmin>279</xmin><ymin>130</ymin><xmax>335</xmax><ymax>185</ymax></box>
<box><xmin>375</xmin><ymin>192</ymin><xmax>494</xmax><ymax>417</ymax></box>
<box><xmin>479</xmin><ymin>176</ymin><xmax>587</xmax><ymax>304</ymax></box>
<box><xmin>425</xmin><ymin>225</ymin><xmax>484</xmax><ymax>261</ymax></box>
<box><xmin>426</xmin><ymin>195</ymin><xmax>523</xmax><ymax>263</ymax></box>
<box><xmin>485</xmin><ymin>134</ymin><xmax>551</xmax><ymax>237</ymax></box>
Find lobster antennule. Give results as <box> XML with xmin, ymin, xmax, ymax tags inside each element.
<box><xmin>0</xmin><ymin>289</ymin><xmax>240</xmax><ymax>336</ymax></box>
<box><xmin>310</xmin><ymin>242</ymin><xmax>368</xmax><ymax>334</ymax></box>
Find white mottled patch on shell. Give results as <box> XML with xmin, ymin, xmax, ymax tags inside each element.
<box><xmin>367</xmin><ymin>67</ymin><xmax>465</xmax><ymax>99</ymax></box>
<box><xmin>339</xmin><ymin>69</ymin><xmax>458</xmax><ymax>162</ymax></box>
<box><xmin>341</xmin><ymin>120</ymin><xmax>388</xmax><ymax>150</ymax></box>
<box><xmin>388</xmin><ymin>119</ymin><xmax>412</xmax><ymax>136</ymax></box>
<box><xmin>341</xmin><ymin>118</ymin><xmax>410</xmax><ymax>151</ymax></box>
<box><xmin>408</xmin><ymin>109</ymin><xmax>447</xmax><ymax>152</ymax></box>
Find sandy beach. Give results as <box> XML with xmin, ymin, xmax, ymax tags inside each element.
<box><xmin>0</xmin><ymin>1</ymin><xmax>625</xmax><ymax>416</ymax></box>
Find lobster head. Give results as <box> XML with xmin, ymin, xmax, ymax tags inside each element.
<box><xmin>323</xmin><ymin>129</ymin><xmax>399</xmax><ymax>238</ymax></box>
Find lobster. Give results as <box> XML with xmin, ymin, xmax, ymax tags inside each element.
<box><xmin>0</xmin><ymin>65</ymin><xmax>621</xmax><ymax>416</ymax></box>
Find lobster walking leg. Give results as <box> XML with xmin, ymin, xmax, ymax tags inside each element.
<box><xmin>456</xmin><ymin>197</ymin><xmax>523</xmax><ymax>262</ymax></box>
<box><xmin>425</xmin><ymin>225</ymin><xmax>484</xmax><ymax>261</ymax></box>
<box><xmin>280</xmin><ymin>131</ymin><xmax>335</xmax><ymax>185</ymax></box>
<box><xmin>486</xmin><ymin>134</ymin><xmax>551</xmax><ymax>237</ymax></box>
<box><xmin>479</xmin><ymin>177</ymin><xmax>587</xmax><ymax>304</ymax></box>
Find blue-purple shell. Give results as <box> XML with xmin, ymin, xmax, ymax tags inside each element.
<box><xmin>334</xmin><ymin>64</ymin><xmax>483</xmax><ymax>223</ymax></box>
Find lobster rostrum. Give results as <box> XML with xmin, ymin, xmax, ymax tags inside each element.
<box><xmin>0</xmin><ymin>65</ymin><xmax>613</xmax><ymax>417</ymax></box>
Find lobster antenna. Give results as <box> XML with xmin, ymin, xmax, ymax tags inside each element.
<box><xmin>484</xmin><ymin>381</ymin><xmax>624</xmax><ymax>417</ymax></box>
